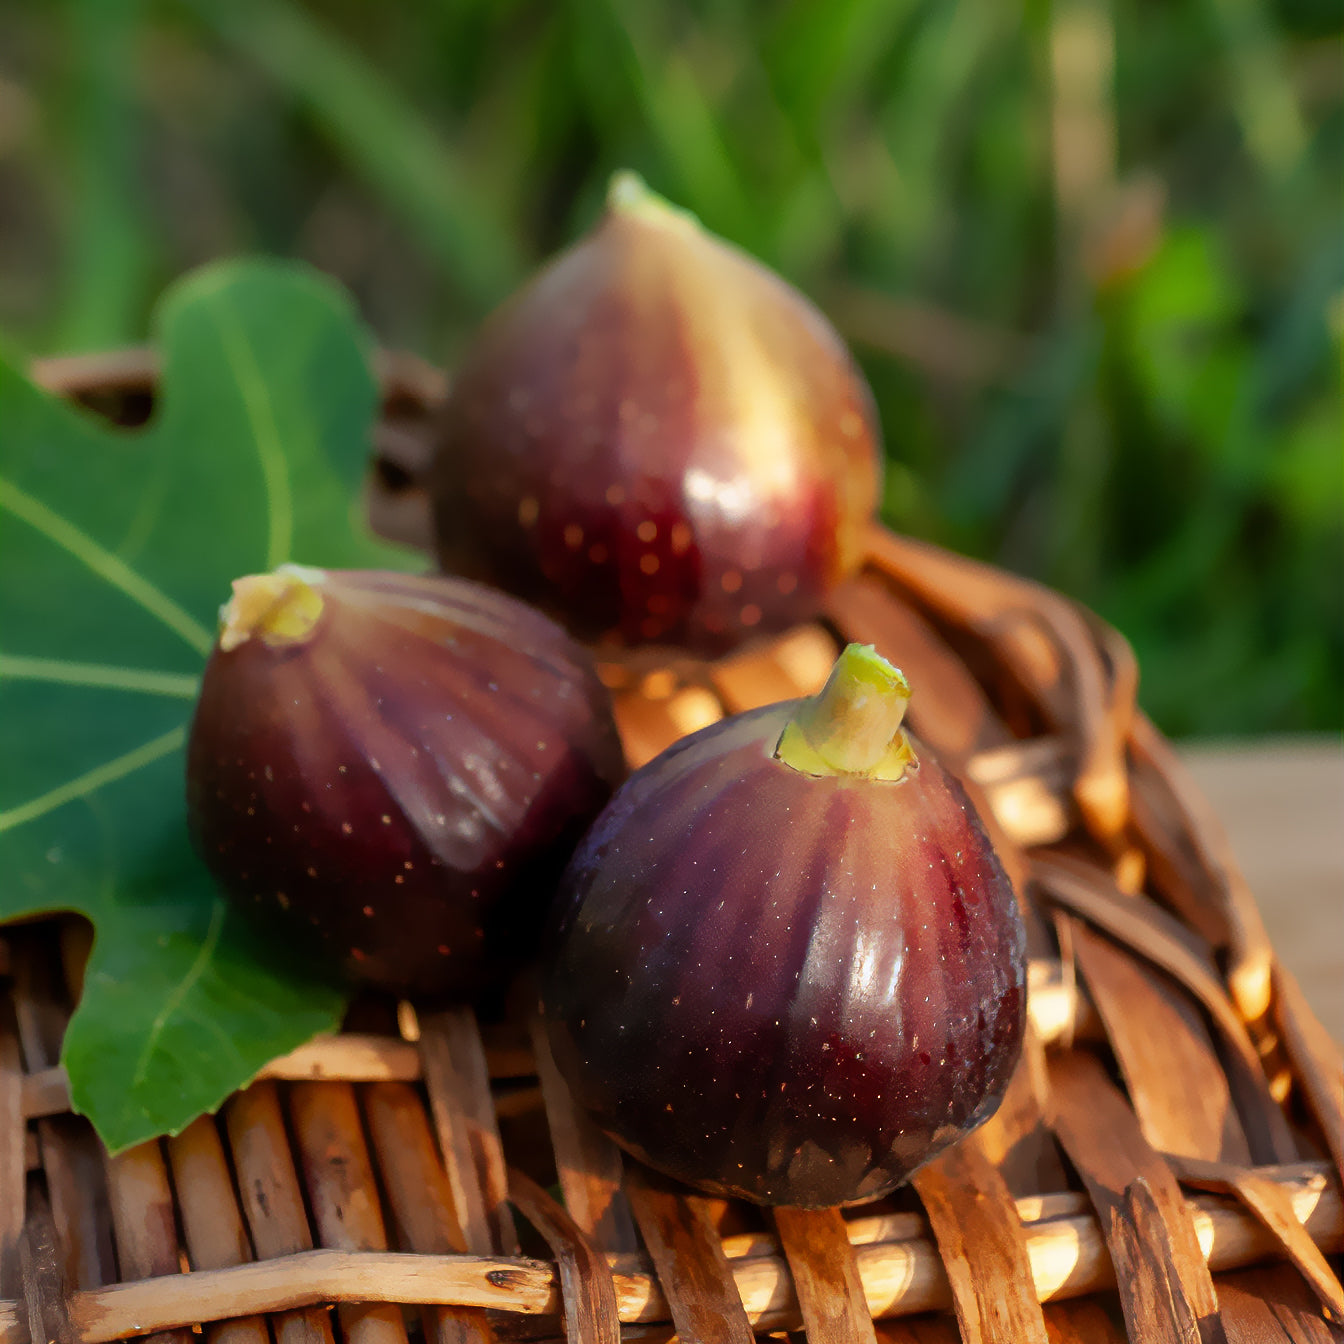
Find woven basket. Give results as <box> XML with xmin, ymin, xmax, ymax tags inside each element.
<box><xmin>4</xmin><ymin>350</ymin><xmax>1341</xmax><ymax>1344</ymax></box>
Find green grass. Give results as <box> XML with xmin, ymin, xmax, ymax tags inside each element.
<box><xmin>0</xmin><ymin>0</ymin><xmax>1339</xmax><ymax>735</ymax></box>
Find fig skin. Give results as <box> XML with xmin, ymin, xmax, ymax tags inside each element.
<box><xmin>186</xmin><ymin>566</ymin><xmax>625</xmax><ymax>999</ymax></box>
<box><xmin>430</xmin><ymin>173</ymin><xmax>881</xmax><ymax>656</ymax></box>
<box><xmin>541</xmin><ymin>680</ymin><xmax>1027</xmax><ymax>1208</ymax></box>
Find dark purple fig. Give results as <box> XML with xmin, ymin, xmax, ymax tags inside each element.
<box><xmin>186</xmin><ymin>564</ymin><xmax>625</xmax><ymax>998</ymax></box>
<box><xmin>542</xmin><ymin>644</ymin><xmax>1026</xmax><ymax>1208</ymax></box>
<box><xmin>430</xmin><ymin>171</ymin><xmax>881</xmax><ymax>656</ymax></box>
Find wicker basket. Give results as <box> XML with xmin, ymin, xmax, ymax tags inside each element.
<box><xmin>3</xmin><ymin>351</ymin><xmax>1341</xmax><ymax>1344</ymax></box>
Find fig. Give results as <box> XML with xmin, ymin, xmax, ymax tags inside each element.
<box><xmin>430</xmin><ymin>172</ymin><xmax>881</xmax><ymax>655</ymax></box>
<box><xmin>185</xmin><ymin>565</ymin><xmax>625</xmax><ymax>998</ymax></box>
<box><xmin>542</xmin><ymin>644</ymin><xmax>1026</xmax><ymax>1208</ymax></box>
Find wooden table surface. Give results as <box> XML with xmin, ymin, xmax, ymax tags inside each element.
<box><xmin>1178</xmin><ymin>736</ymin><xmax>1343</xmax><ymax>1043</ymax></box>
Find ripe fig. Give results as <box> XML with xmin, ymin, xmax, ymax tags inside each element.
<box><xmin>185</xmin><ymin>565</ymin><xmax>625</xmax><ymax>998</ymax></box>
<box><xmin>430</xmin><ymin>172</ymin><xmax>881</xmax><ymax>655</ymax></box>
<box><xmin>542</xmin><ymin>644</ymin><xmax>1026</xmax><ymax>1208</ymax></box>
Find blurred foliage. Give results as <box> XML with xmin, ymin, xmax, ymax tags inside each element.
<box><xmin>1</xmin><ymin>0</ymin><xmax>1340</xmax><ymax>736</ymax></box>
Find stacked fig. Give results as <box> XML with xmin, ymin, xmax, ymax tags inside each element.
<box><xmin>431</xmin><ymin>172</ymin><xmax>882</xmax><ymax>654</ymax></box>
<box><xmin>186</xmin><ymin>174</ymin><xmax>1026</xmax><ymax>1208</ymax></box>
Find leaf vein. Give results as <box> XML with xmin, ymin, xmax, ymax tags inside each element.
<box><xmin>0</xmin><ymin>476</ymin><xmax>214</xmax><ymax>657</ymax></box>
<box><xmin>0</xmin><ymin>725</ymin><xmax>187</xmax><ymax>832</ymax></box>
<box><xmin>0</xmin><ymin>654</ymin><xmax>200</xmax><ymax>699</ymax></box>
<box><xmin>131</xmin><ymin>897</ymin><xmax>228</xmax><ymax>1092</ymax></box>
<box><xmin>213</xmin><ymin>301</ymin><xmax>293</xmax><ymax>568</ymax></box>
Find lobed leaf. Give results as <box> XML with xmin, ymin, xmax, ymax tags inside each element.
<box><xmin>0</xmin><ymin>257</ymin><xmax>415</xmax><ymax>1152</ymax></box>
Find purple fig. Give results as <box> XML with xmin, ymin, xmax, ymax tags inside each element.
<box><xmin>542</xmin><ymin>644</ymin><xmax>1026</xmax><ymax>1207</ymax></box>
<box><xmin>186</xmin><ymin>565</ymin><xmax>625</xmax><ymax>998</ymax></box>
<box><xmin>430</xmin><ymin>172</ymin><xmax>881</xmax><ymax>656</ymax></box>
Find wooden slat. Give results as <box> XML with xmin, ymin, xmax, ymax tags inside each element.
<box><xmin>1127</xmin><ymin>712</ymin><xmax>1274</xmax><ymax>1025</ymax></box>
<box><xmin>224</xmin><ymin>1083</ymin><xmax>337</xmax><ymax>1344</ymax></box>
<box><xmin>1215</xmin><ymin>1265</ymin><xmax>1342</xmax><ymax>1344</ymax></box>
<box><xmin>529</xmin><ymin>1016</ymin><xmax>638</xmax><ymax>1254</ymax></box>
<box><xmin>624</xmin><ymin>1165</ymin><xmax>754</xmax><ymax>1344</ymax></box>
<box><xmin>1075</xmin><ymin>608</ymin><xmax>1142</xmax><ymax>861</ymax></box>
<box><xmin>508</xmin><ymin>1169</ymin><xmax>621</xmax><ymax>1344</ymax></box>
<box><xmin>0</xmin><ymin>1169</ymin><xmax>1338</xmax><ymax>1344</ymax></box>
<box><xmin>166</xmin><ymin>1116</ymin><xmax>271</xmax><ymax>1344</ymax></box>
<box><xmin>911</xmin><ymin>1137</ymin><xmax>1050</xmax><ymax>1344</ymax></box>
<box><xmin>1047</xmin><ymin>1050</ymin><xmax>1226</xmax><ymax>1343</ymax></box>
<box><xmin>419</xmin><ymin>1008</ymin><xmax>519</xmax><ymax>1257</ymax></box>
<box><xmin>1166</xmin><ymin>1154</ymin><xmax>1344</xmax><ymax>1322</ymax></box>
<box><xmin>965</xmin><ymin>738</ymin><xmax>1076</xmax><ymax>850</ymax></box>
<box><xmin>260</xmin><ymin>1035</ymin><xmax>422</xmax><ymax>1083</ymax></box>
<box><xmin>0</xmin><ymin>1024</ymin><xmax>22</xmax><ymax>1299</ymax></box>
<box><xmin>8</xmin><ymin>932</ymin><xmax>67</xmax><ymax>1073</ymax></box>
<box><xmin>1128</xmin><ymin>744</ymin><xmax>1236</xmax><ymax>950</ymax></box>
<box><xmin>225</xmin><ymin>1082</ymin><xmax>319</xmax><ymax>1257</ymax></box>
<box><xmin>1180</xmin><ymin>740</ymin><xmax>1343</xmax><ymax>1050</ymax></box>
<box><xmin>610</xmin><ymin>686</ymin><xmax>723</xmax><ymax>769</ymax></box>
<box><xmin>772</xmin><ymin>1205</ymin><xmax>878</xmax><ymax>1344</ymax></box>
<box><xmin>28</xmin><ymin>345</ymin><xmax>157</xmax><ymax>395</ymax></box>
<box><xmin>1070</xmin><ymin>919</ymin><xmax>1252</xmax><ymax>1164</ymax></box>
<box><xmin>18</xmin><ymin>1069</ymin><xmax>67</xmax><ymax>1120</ymax></box>
<box><xmin>1036</xmin><ymin>853</ymin><xmax>1298</xmax><ymax>1164</ymax></box>
<box><xmin>102</xmin><ymin>1141</ymin><xmax>192</xmax><ymax>1344</ymax></box>
<box><xmin>29</xmin><ymin>1116</ymin><xmax>114</xmax><ymax>1292</ymax></box>
<box><xmin>1129</xmin><ymin>740</ymin><xmax>1336</xmax><ymax>1344</ymax></box>
<box><xmin>289</xmin><ymin>1082</ymin><xmax>409</xmax><ymax>1344</ymax></box>
<box><xmin>48</xmin><ymin>1249</ymin><xmax>562</xmax><ymax>1344</ymax></box>
<box><xmin>874</xmin><ymin>1317</ymin><xmax>961</xmax><ymax>1343</ymax></box>
<box><xmin>1042</xmin><ymin>1300</ymin><xmax>1129</xmax><ymax>1343</ymax></box>
<box><xmin>363</xmin><ymin>1081</ymin><xmax>496</xmax><ymax>1344</ymax></box>
<box><xmin>9</xmin><ymin>938</ymin><xmax>116</xmax><ymax>1299</ymax></box>
<box><xmin>18</xmin><ymin>1187</ymin><xmax>71</xmax><ymax>1344</ymax></box>
<box><xmin>966</xmin><ymin>1021</ymin><xmax>1072</xmax><ymax>1200</ymax></box>
<box><xmin>1272</xmin><ymin>959</ymin><xmax>1344</xmax><ymax>1185</ymax></box>
<box><xmin>363</xmin><ymin>1083</ymin><xmax>468</xmax><ymax>1254</ymax></box>
<box><xmin>19</xmin><ymin>1028</ymin><xmax>544</xmax><ymax>1122</ymax></box>
<box><xmin>709</xmin><ymin>623</ymin><xmax>836</xmax><ymax>711</ymax></box>
<box><xmin>1114</xmin><ymin>1177</ymin><xmax>1204</xmax><ymax>1342</ymax></box>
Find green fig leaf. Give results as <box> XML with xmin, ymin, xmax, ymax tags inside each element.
<box><xmin>0</xmin><ymin>258</ymin><xmax>417</xmax><ymax>1153</ymax></box>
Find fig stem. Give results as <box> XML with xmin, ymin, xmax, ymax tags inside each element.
<box><xmin>775</xmin><ymin>643</ymin><xmax>917</xmax><ymax>779</ymax></box>
<box><xmin>606</xmin><ymin>170</ymin><xmax>700</xmax><ymax>231</ymax></box>
<box><xmin>219</xmin><ymin>565</ymin><xmax>326</xmax><ymax>652</ymax></box>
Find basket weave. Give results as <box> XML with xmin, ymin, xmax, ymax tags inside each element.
<box><xmin>3</xmin><ymin>350</ymin><xmax>1341</xmax><ymax>1344</ymax></box>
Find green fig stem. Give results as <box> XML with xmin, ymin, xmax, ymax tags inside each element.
<box><xmin>606</xmin><ymin>170</ymin><xmax>701</xmax><ymax>231</ymax></box>
<box><xmin>775</xmin><ymin>643</ymin><xmax>917</xmax><ymax>780</ymax></box>
<box><xmin>218</xmin><ymin>564</ymin><xmax>327</xmax><ymax>652</ymax></box>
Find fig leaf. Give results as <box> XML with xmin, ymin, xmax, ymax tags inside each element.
<box><xmin>0</xmin><ymin>258</ymin><xmax>415</xmax><ymax>1152</ymax></box>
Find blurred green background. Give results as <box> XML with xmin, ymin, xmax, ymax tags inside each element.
<box><xmin>1</xmin><ymin>0</ymin><xmax>1340</xmax><ymax>737</ymax></box>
